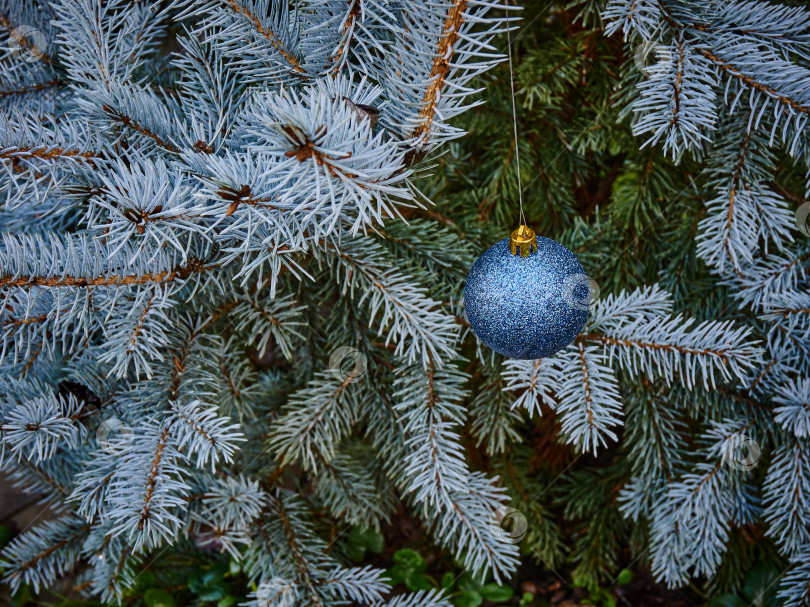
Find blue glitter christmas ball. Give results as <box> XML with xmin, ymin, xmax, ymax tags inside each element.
<box><xmin>463</xmin><ymin>235</ymin><xmax>590</xmax><ymax>359</ymax></box>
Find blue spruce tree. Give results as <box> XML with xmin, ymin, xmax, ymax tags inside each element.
<box><xmin>0</xmin><ymin>0</ymin><xmax>808</xmax><ymax>605</ymax></box>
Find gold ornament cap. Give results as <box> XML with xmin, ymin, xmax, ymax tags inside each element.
<box><xmin>509</xmin><ymin>224</ymin><xmax>538</xmax><ymax>257</ymax></box>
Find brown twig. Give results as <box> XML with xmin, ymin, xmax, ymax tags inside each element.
<box><xmin>412</xmin><ymin>0</ymin><xmax>469</xmax><ymax>141</ymax></box>
<box><xmin>0</xmin><ymin>257</ymin><xmax>215</xmax><ymax>289</ymax></box>
<box><xmin>225</xmin><ymin>0</ymin><xmax>308</xmax><ymax>77</ymax></box>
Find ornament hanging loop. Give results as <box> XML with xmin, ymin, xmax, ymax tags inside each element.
<box><xmin>509</xmin><ymin>224</ymin><xmax>537</xmax><ymax>256</ymax></box>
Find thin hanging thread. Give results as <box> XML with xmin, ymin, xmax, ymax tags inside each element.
<box><xmin>505</xmin><ymin>15</ymin><xmax>525</xmax><ymax>227</ymax></box>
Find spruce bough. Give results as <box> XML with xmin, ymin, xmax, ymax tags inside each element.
<box><xmin>0</xmin><ymin>0</ymin><xmax>808</xmax><ymax>605</ymax></box>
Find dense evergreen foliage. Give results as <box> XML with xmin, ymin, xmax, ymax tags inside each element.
<box><xmin>0</xmin><ymin>0</ymin><xmax>809</xmax><ymax>606</ymax></box>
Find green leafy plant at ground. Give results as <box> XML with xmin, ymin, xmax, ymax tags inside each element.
<box><xmin>574</xmin><ymin>568</ymin><xmax>632</xmax><ymax>607</ymax></box>
<box><xmin>706</xmin><ymin>563</ymin><xmax>784</xmax><ymax>607</ymax></box>
<box><xmin>386</xmin><ymin>549</ymin><xmax>514</xmax><ymax>607</ymax></box>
